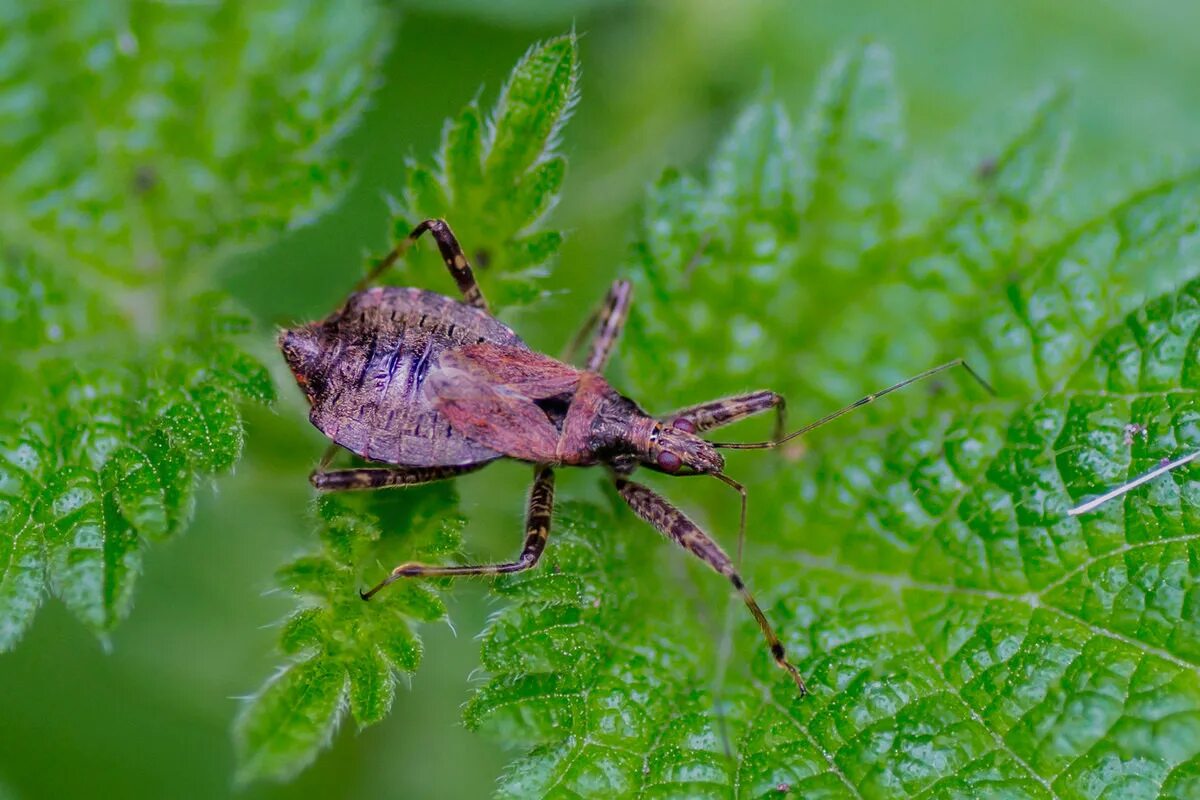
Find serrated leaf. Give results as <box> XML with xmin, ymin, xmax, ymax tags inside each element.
<box><xmin>0</xmin><ymin>257</ymin><xmax>275</xmax><ymax>642</ymax></box>
<box><xmin>799</xmin><ymin>41</ymin><xmax>903</xmax><ymax>272</ymax></box>
<box><xmin>234</xmin><ymin>657</ymin><xmax>348</xmax><ymax>784</ymax></box>
<box><xmin>620</xmin><ymin>44</ymin><xmax>1198</xmax><ymax>427</ymax></box>
<box><xmin>465</xmin><ymin>43</ymin><xmax>1200</xmax><ymax>800</ymax></box>
<box><xmin>234</xmin><ymin>486</ymin><xmax>466</xmax><ymax>782</ymax></box>
<box><xmin>388</xmin><ymin>33</ymin><xmax>579</xmax><ymax>309</ymax></box>
<box><xmin>472</xmin><ymin>276</ymin><xmax>1200</xmax><ymax>795</ymax></box>
<box><xmin>0</xmin><ymin>496</ymin><xmax>42</xmax><ymax>652</ymax></box>
<box><xmin>38</xmin><ymin>466</ymin><xmax>142</xmax><ymax>632</ymax></box>
<box><xmin>347</xmin><ymin>647</ymin><xmax>395</xmax><ymax>727</ymax></box>
<box><xmin>0</xmin><ymin>0</ymin><xmax>388</xmax><ymax>649</ymax></box>
<box><xmin>0</xmin><ymin>0</ymin><xmax>392</xmax><ymax>281</ymax></box>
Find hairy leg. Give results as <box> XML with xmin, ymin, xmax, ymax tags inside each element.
<box><xmin>357</xmin><ymin>218</ymin><xmax>488</xmax><ymax>311</ymax></box>
<box><xmin>361</xmin><ymin>465</ymin><xmax>555</xmax><ymax>598</ymax></box>
<box><xmin>615</xmin><ymin>476</ymin><xmax>806</xmax><ymax>695</ymax></box>
<box><xmin>662</xmin><ymin>390</ymin><xmax>787</xmax><ymax>440</ymax></box>
<box><xmin>309</xmin><ymin>461</ymin><xmax>486</xmax><ymax>491</ymax></box>
<box><xmin>562</xmin><ymin>279</ymin><xmax>632</xmax><ymax>372</ymax></box>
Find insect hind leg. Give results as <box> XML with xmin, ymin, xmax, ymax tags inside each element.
<box><xmin>562</xmin><ymin>280</ymin><xmax>632</xmax><ymax>373</ymax></box>
<box><xmin>357</xmin><ymin>218</ymin><xmax>488</xmax><ymax>311</ymax></box>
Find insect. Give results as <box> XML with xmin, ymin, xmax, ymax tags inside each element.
<box><xmin>279</xmin><ymin>219</ymin><xmax>991</xmax><ymax>695</ymax></box>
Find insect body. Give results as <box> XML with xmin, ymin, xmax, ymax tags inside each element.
<box><xmin>282</xmin><ymin>286</ymin><xmax>525</xmax><ymax>469</ymax></box>
<box><xmin>280</xmin><ymin>219</ymin><xmax>990</xmax><ymax>696</ymax></box>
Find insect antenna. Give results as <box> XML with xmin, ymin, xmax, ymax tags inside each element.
<box><xmin>710</xmin><ymin>359</ymin><xmax>995</xmax><ymax>450</ymax></box>
<box><xmin>1069</xmin><ymin>449</ymin><xmax>1200</xmax><ymax>516</ymax></box>
<box><xmin>712</xmin><ymin>472</ymin><xmax>749</xmax><ymax>567</ymax></box>
<box><xmin>673</xmin><ymin>470</ymin><xmax>750</xmax><ymax>566</ymax></box>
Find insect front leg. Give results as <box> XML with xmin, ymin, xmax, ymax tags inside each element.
<box><xmin>614</xmin><ymin>476</ymin><xmax>807</xmax><ymax>696</ymax></box>
<box><xmin>661</xmin><ymin>390</ymin><xmax>787</xmax><ymax>440</ymax></box>
<box><xmin>361</xmin><ymin>466</ymin><xmax>555</xmax><ymax>598</ymax></box>
<box><xmin>710</xmin><ymin>359</ymin><xmax>995</xmax><ymax>450</ymax></box>
<box><xmin>357</xmin><ymin>218</ymin><xmax>488</xmax><ymax>311</ymax></box>
<box><xmin>562</xmin><ymin>279</ymin><xmax>632</xmax><ymax>372</ymax></box>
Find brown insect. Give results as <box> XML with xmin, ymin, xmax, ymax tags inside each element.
<box><xmin>279</xmin><ymin>219</ymin><xmax>991</xmax><ymax>695</ymax></box>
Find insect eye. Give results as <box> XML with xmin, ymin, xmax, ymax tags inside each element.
<box><xmin>657</xmin><ymin>451</ymin><xmax>682</xmax><ymax>472</ymax></box>
<box><xmin>671</xmin><ymin>418</ymin><xmax>696</xmax><ymax>433</ymax></box>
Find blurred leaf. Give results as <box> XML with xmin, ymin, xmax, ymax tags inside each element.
<box><xmin>799</xmin><ymin>41</ymin><xmax>904</xmax><ymax>273</ymax></box>
<box><xmin>235</xmin><ymin>487</ymin><xmax>465</xmax><ymax>783</ymax></box>
<box><xmin>0</xmin><ymin>0</ymin><xmax>392</xmax><ymax>282</ymax></box>
<box><xmin>462</xmin><ymin>43</ymin><xmax>1200</xmax><ymax>799</ymax></box>
<box><xmin>0</xmin><ymin>257</ymin><xmax>274</xmax><ymax>647</ymax></box>
<box><xmin>0</xmin><ymin>0</ymin><xmax>390</xmax><ymax>648</ymax></box>
<box><xmin>395</xmin><ymin>0</ymin><xmax>623</xmax><ymax>27</ymax></box>
<box><xmin>388</xmin><ymin>33</ymin><xmax>579</xmax><ymax>309</ymax></box>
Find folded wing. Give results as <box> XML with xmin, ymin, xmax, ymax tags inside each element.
<box><xmin>427</xmin><ymin>344</ymin><xmax>582</xmax><ymax>462</ymax></box>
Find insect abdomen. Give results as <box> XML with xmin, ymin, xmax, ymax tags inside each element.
<box><xmin>308</xmin><ymin>287</ymin><xmax>526</xmax><ymax>466</ymax></box>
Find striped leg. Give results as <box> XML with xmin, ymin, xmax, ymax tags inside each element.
<box><xmin>661</xmin><ymin>393</ymin><xmax>785</xmax><ymax>567</ymax></box>
<box><xmin>711</xmin><ymin>359</ymin><xmax>995</xmax><ymax>450</ymax></box>
<box><xmin>615</xmin><ymin>477</ymin><xmax>807</xmax><ymax>696</ymax></box>
<box><xmin>362</xmin><ymin>466</ymin><xmax>555</xmax><ymax>599</ymax></box>
<box><xmin>662</xmin><ymin>390</ymin><xmax>787</xmax><ymax>440</ymax></box>
<box><xmin>356</xmin><ymin>218</ymin><xmax>487</xmax><ymax>311</ymax></box>
<box><xmin>562</xmin><ymin>280</ymin><xmax>633</xmax><ymax>372</ymax></box>
<box><xmin>310</xmin><ymin>462</ymin><xmax>486</xmax><ymax>491</ymax></box>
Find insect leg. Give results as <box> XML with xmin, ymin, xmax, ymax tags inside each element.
<box><xmin>362</xmin><ymin>466</ymin><xmax>555</xmax><ymax>598</ymax></box>
<box><xmin>661</xmin><ymin>393</ymin><xmax>783</xmax><ymax>568</ymax></box>
<box><xmin>614</xmin><ymin>476</ymin><xmax>807</xmax><ymax>696</ymax></box>
<box><xmin>562</xmin><ymin>280</ymin><xmax>632</xmax><ymax>372</ymax></box>
<box><xmin>357</xmin><ymin>218</ymin><xmax>488</xmax><ymax>311</ymax></box>
<box><xmin>711</xmin><ymin>359</ymin><xmax>995</xmax><ymax>450</ymax></box>
<box><xmin>309</xmin><ymin>462</ymin><xmax>486</xmax><ymax>491</ymax></box>
<box><xmin>662</xmin><ymin>390</ymin><xmax>788</xmax><ymax>440</ymax></box>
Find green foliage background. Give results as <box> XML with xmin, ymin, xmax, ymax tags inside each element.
<box><xmin>4</xmin><ymin>1</ymin><xmax>1200</xmax><ymax>798</ymax></box>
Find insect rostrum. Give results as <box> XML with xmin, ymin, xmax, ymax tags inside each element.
<box><xmin>280</xmin><ymin>218</ymin><xmax>988</xmax><ymax>697</ymax></box>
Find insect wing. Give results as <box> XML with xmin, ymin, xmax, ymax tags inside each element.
<box><xmin>427</xmin><ymin>347</ymin><xmax>575</xmax><ymax>462</ymax></box>
<box><xmin>439</xmin><ymin>343</ymin><xmax>581</xmax><ymax>398</ymax></box>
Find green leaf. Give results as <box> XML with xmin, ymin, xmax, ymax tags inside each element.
<box><xmin>0</xmin><ymin>0</ymin><xmax>392</xmax><ymax>282</ymax></box>
<box><xmin>0</xmin><ymin>256</ymin><xmax>276</xmax><ymax>643</ymax></box>
<box><xmin>0</xmin><ymin>496</ymin><xmax>41</xmax><ymax>652</ymax></box>
<box><xmin>388</xmin><ymin>33</ymin><xmax>580</xmax><ymax>309</ymax></box>
<box><xmin>467</xmin><ymin>277</ymin><xmax>1200</xmax><ymax>799</ymax></box>
<box><xmin>234</xmin><ymin>657</ymin><xmax>348</xmax><ymax>785</ymax></box>
<box><xmin>465</xmin><ymin>42</ymin><xmax>1200</xmax><ymax>799</ymax></box>
<box><xmin>799</xmin><ymin>41</ymin><xmax>904</xmax><ymax>273</ymax></box>
<box><xmin>234</xmin><ymin>487</ymin><xmax>466</xmax><ymax>783</ymax></box>
<box><xmin>620</xmin><ymin>46</ymin><xmax>1198</xmax><ymax>420</ymax></box>
<box><xmin>0</xmin><ymin>0</ymin><xmax>389</xmax><ymax>648</ymax></box>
